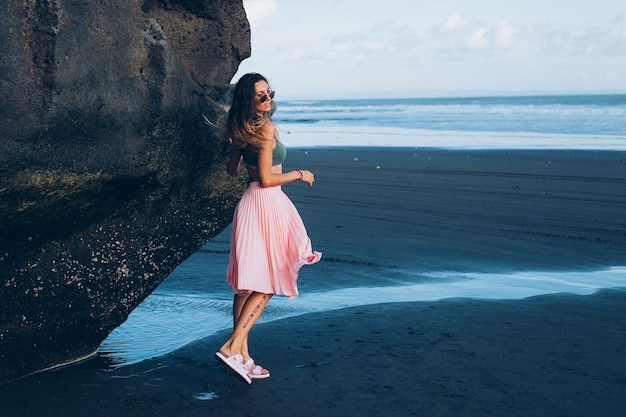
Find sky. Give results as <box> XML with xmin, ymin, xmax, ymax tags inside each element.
<box><xmin>233</xmin><ymin>0</ymin><xmax>626</xmax><ymax>99</ymax></box>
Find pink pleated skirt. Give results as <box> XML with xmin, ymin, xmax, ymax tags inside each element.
<box><xmin>226</xmin><ymin>182</ymin><xmax>322</xmax><ymax>299</ymax></box>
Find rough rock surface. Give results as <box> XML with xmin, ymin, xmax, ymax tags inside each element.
<box><xmin>0</xmin><ymin>0</ymin><xmax>250</xmax><ymax>384</ymax></box>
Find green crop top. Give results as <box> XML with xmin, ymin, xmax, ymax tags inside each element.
<box><xmin>242</xmin><ymin>140</ymin><xmax>286</xmax><ymax>167</ymax></box>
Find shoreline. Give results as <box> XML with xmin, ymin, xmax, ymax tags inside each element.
<box><xmin>278</xmin><ymin>124</ymin><xmax>626</xmax><ymax>150</ymax></box>
<box><xmin>96</xmin><ymin>266</ymin><xmax>626</xmax><ymax>372</ymax></box>
<box><xmin>2</xmin><ymin>289</ymin><xmax>625</xmax><ymax>416</ymax></box>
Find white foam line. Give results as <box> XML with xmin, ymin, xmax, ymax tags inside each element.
<box><xmin>278</xmin><ymin>124</ymin><xmax>626</xmax><ymax>150</ymax></box>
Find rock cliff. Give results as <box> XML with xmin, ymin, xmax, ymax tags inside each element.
<box><xmin>0</xmin><ymin>0</ymin><xmax>250</xmax><ymax>384</ymax></box>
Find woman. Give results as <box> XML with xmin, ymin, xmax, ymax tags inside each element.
<box><xmin>215</xmin><ymin>73</ymin><xmax>322</xmax><ymax>384</ymax></box>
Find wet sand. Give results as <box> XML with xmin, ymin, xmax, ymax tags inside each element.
<box><xmin>1</xmin><ymin>148</ymin><xmax>625</xmax><ymax>417</ymax></box>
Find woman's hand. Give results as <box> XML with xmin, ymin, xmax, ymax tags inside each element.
<box><xmin>296</xmin><ymin>169</ymin><xmax>315</xmax><ymax>186</ymax></box>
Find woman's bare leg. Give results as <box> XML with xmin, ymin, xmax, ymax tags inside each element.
<box><xmin>219</xmin><ymin>292</ymin><xmax>272</xmax><ymax>358</ymax></box>
<box><xmin>232</xmin><ymin>293</ymin><xmax>251</xmax><ymax>360</ymax></box>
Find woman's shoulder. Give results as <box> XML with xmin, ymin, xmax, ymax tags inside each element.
<box><xmin>260</xmin><ymin>119</ymin><xmax>276</xmax><ymax>134</ymax></box>
<box><xmin>258</xmin><ymin>120</ymin><xmax>277</xmax><ymax>145</ymax></box>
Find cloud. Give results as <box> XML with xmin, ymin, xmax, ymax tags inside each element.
<box><xmin>432</xmin><ymin>15</ymin><xmax>523</xmax><ymax>54</ymax></box>
<box><xmin>526</xmin><ymin>15</ymin><xmax>626</xmax><ymax>59</ymax></box>
<box><xmin>441</xmin><ymin>14</ymin><xmax>469</xmax><ymax>31</ymax></box>
<box><xmin>467</xmin><ymin>26</ymin><xmax>490</xmax><ymax>49</ymax></box>
<box><xmin>243</xmin><ymin>0</ymin><xmax>278</xmax><ymax>28</ymax></box>
<box><xmin>609</xmin><ymin>13</ymin><xmax>626</xmax><ymax>37</ymax></box>
<box><xmin>302</xmin><ymin>12</ymin><xmax>626</xmax><ymax>66</ymax></box>
<box><xmin>496</xmin><ymin>23</ymin><xmax>519</xmax><ymax>47</ymax></box>
<box><xmin>303</xmin><ymin>15</ymin><xmax>523</xmax><ymax>65</ymax></box>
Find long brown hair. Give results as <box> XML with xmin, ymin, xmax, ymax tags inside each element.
<box><xmin>224</xmin><ymin>73</ymin><xmax>272</xmax><ymax>153</ymax></box>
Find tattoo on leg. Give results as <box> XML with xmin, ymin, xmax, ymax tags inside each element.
<box><xmin>242</xmin><ymin>295</ymin><xmax>267</xmax><ymax>329</ymax></box>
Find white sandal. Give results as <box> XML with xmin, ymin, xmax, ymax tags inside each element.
<box><xmin>215</xmin><ymin>351</ymin><xmax>252</xmax><ymax>384</ymax></box>
<box><xmin>243</xmin><ymin>358</ymin><xmax>270</xmax><ymax>379</ymax></box>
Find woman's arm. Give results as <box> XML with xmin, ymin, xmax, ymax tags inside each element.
<box><xmin>257</xmin><ymin>122</ymin><xmax>315</xmax><ymax>187</ymax></box>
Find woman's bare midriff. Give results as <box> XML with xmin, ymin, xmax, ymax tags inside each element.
<box><xmin>246</xmin><ymin>165</ymin><xmax>283</xmax><ymax>182</ymax></box>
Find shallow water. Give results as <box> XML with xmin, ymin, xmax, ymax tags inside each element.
<box><xmin>99</xmin><ymin>226</ymin><xmax>626</xmax><ymax>368</ymax></box>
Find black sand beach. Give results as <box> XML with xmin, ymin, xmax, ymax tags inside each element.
<box><xmin>287</xmin><ymin>148</ymin><xmax>626</xmax><ymax>273</ymax></box>
<box><xmin>2</xmin><ymin>148</ymin><xmax>625</xmax><ymax>417</ymax></box>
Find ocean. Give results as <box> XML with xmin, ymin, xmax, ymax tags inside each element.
<box><xmin>98</xmin><ymin>94</ymin><xmax>626</xmax><ymax>367</ymax></box>
<box><xmin>275</xmin><ymin>94</ymin><xmax>626</xmax><ymax>136</ymax></box>
<box><xmin>274</xmin><ymin>94</ymin><xmax>626</xmax><ymax>149</ymax></box>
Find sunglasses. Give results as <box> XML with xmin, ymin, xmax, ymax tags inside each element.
<box><xmin>257</xmin><ymin>90</ymin><xmax>275</xmax><ymax>103</ymax></box>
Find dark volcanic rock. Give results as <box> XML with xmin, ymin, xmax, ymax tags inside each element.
<box><xmin>0</xmin><ymin>0</ymin><xmax>250</xmax><ymax>384</ymax></box>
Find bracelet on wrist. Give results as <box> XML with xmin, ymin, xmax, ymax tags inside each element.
<box><xmin>296</xmin><ymin>169</ymin><xmax>303</xmax><ymax>180</ymax></box>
